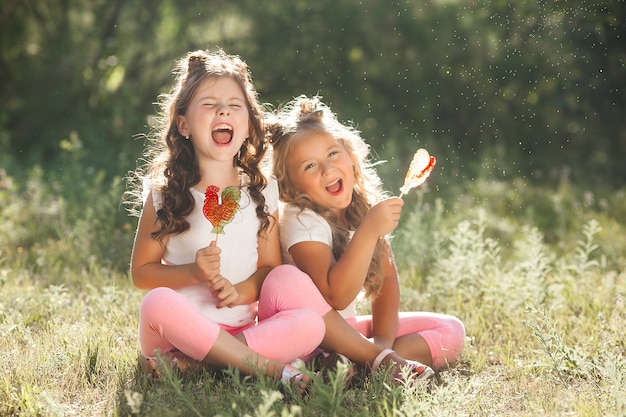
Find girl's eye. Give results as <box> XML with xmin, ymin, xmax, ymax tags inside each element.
<box><xmin>230</xmin><ymin>104</ymin><xmax>242</xmax><ymax>109</ymax></box>
<box><xmin>328</xmin><ymin>151</ymin><xmax>338</xmax><ymax>157</ymax></box>
<box><xmin>304</xmin><ymin>162</ymin><xmax>316</xmax><ymax>171</ymax></box>
<box><xmin>204</xmin><ymin>103</ymin><xmax>216</xmax><ymax>107</ymax></box>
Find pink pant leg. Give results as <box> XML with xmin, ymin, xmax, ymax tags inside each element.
<box><xmin>256</xmin><ymin>265</ymin><xmax>333</xmax><ymax>317</ymax></box>
<box><xmin>348</xmin><ymin>311</ymin><xmax>465</xmax><ymax>370</ymax></box>
<box><xmin>139</xmin><ymin>287</ymin><xmax>221</xmax><ymax>361</ymax></box>
<box><xmin>242</xmin><ymin>265</ymin><xmax>330</xmax><ymax>363</ymax></box>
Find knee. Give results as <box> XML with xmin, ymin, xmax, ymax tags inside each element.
<box><xmin>446</xmin><ymin>315</ymin><xmax>466</xmax><ymax>341</ymax></box>
<box><xmin>298</xmin><ymin>309</ymin><xmax>326</xmax><ymax>346</ymax></box>
<box><xmin>441</xmin><ymin>315</ymin><xmax>465</xmax><ymax>351</ymax></box>
<box><xmin>436</xmin><ymin>315</ymin><xmax>466</xmax><ymax>368</ymax></box>
<box><xmin>264</xmin><ymin>264</ymin><xmax>312</xmax><ymax>292</ymax></box>
<box><xmin>140</xmin><ymin>287</ymin><xmax>177</xmax><ymax>318</ymax></box>
<box><xmin>260</xmin><ymin>265</ymin><xmax>331</xmax><ymax>317</ymax></box>
<box><xmin>448</xmin><ymin>316</ymin><xmax>465</xmax><ymax>348</ymax></box>
<box><xmin>268</xmin><ymin>264</ymin><xmax>306</xmax><ymax>279</ymax></box>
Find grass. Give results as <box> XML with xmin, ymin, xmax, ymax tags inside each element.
<box><xmin>1</xmin><ymin>165</ymin><xmax>625</xmax><ymax>416</ymax></box>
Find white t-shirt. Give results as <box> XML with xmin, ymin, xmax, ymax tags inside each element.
<box><xmin>145</xmin><ymin>176</ymin><xmax>279</xmax><ymax>327</ymax></box>
<box><xmin>279</xmin><ymin>204</ymin><xmax>358</xmax><ymax>319</ymax></box>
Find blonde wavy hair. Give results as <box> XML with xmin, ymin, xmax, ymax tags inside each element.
<box><xmin>267</xmin><ymin>96</ymin><xmax>388</xmax><ymax>297</ymax></box>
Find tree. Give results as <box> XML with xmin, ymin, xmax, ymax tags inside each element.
<box><xmin>1</xmin><ymin>0</ymin><xmax>624</xmax><ymax>187</ymax></box>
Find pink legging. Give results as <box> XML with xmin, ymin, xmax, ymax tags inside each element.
<box><xmin>139</xmin><ymin>265</ymin><xmax>332</xmax><ymax>364</ymax></box>
<box><xmin>346</xmin><ymin>312</ymin><xmax>465</xmax><ymax>369</ymax></box>
<box><xmin>261</xmin><ymin>266</ymin><xmax>465</xmax><ymax>369</ymax></box>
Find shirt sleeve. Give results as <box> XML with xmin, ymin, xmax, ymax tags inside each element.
<box><xmin>142</xmin><ymin>177</ymin><xmax>163</xmax><ymax>211</ymax></box>
<box><xmin>263</xmin><ymin>176</ymin><xmax>279</xmax><ymax>214</ymax></box>
<box><xmin>279</xmin><ymin>205</ymin><xmax>333</xmax><ymax>251</ymax></box>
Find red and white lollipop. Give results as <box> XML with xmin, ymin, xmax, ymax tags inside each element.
<box><xmin>399</xmin><ymin>148</ymin><xmax>436</xmax><ymax>197</ymax></box>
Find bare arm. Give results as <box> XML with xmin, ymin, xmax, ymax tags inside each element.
<box><xmin>289</xmin><ymin>197</ymin><xmax>404</xmax><ymax>310</ymax></box>
<box><xmin>132</xmin><ymin>191</ymin><xmax>281</xmax><ymax>304</ymax></box>
<box><xmin>131</xmin><ymin>192</ymin><xmax>216</xmax><ymax>290</ymax></box>
<box><xmin>369</xmin><ymin>241</ymin><xmax>400</xmax><ymax>349</ymax></box>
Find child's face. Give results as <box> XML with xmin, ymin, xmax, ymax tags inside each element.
<box><xmin>177</xmin><ymin>76</ymin><xmax>250</xmax><ymax>163</ymax></box>
<box><xmin>286</xmin><ymin>130</ymin><xmax>354</xmax><ymax>215</ymax></box>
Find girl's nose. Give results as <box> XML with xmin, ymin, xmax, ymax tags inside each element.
<box><xmin>217</xmin><ymin>104</ymin><xmax>230</xmax><ymax>116</ymax></box>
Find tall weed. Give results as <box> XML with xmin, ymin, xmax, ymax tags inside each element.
<box><xmin>0</xmin><ymin>165</ymin><xmax>133</xmax><ymax>287</ymax></box>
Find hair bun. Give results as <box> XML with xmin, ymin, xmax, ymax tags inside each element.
<box><xmin>187</xmin><ymin>52</ymin><xmax>207</xmax><ymax>74</ymax></box>
<box><xmin>297</xmin><ymin>97</ymin><xmax>324</xmax><ymax>122</ymax></box>
<box><xmin>299</xmin><ymin>97</ymin><xmax>319</xmax><ymax>114</ymax></box>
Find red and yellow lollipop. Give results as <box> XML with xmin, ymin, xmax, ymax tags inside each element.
<box><xmin>203</xmin><ymin>185</ymin><xmax>241</xmax><ymax>240</ymax></box>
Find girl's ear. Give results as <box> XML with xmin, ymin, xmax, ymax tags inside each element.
<box><xmin>177</xmin><ymin>115</ymin><xmax>190</xmax><ymax>137</ymax></box>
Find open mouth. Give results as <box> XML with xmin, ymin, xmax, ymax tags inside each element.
<box><xmin>326</xmin><ymin>178</ymin><xmax>343</xmax><ymax>194</ymax></box>
<box><xmin>211</xmin><ymin>123</ymin><xmax>233</xmax><ymax>145</ymax></box>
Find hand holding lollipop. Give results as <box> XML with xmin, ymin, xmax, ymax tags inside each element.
<box><xmin>399</xmin><ymin>148</ymin><xmax>436</xmax><ymax>198</ymax></box>
<box><xmin>201</xmin><ymin>185</ymin><xmax>241</xmax><ymax>302</ymax></box>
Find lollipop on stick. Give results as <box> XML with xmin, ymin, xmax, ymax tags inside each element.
<box><xmin>203</xmin><ymin>185</ymin><xmax>241</xmax><ymax>243</ymax></box>
<box><xmin>399</xmin><ymin>148</ymin><xmax>436</xmax><ymax>198</ymax></box>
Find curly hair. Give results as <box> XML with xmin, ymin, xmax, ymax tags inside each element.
<box><xmin>126</xmin><ymin>49</ymin><xmax>271</xmax><ymax>241</ymax></box>
<box><xmin>267</xmin><ymin>96</ymin><xmax>388</xmax><ymax>297</ymax></box>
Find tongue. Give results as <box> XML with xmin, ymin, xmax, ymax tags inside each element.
<box><xmin>326</xmin><ymin>180</ymin><xmax>341</xmax><ymax>193</ymax></box>
<box><xmin>212</xmin><ymin>129</ymin><xmax>233</xmax><ymax>144</ymax></box>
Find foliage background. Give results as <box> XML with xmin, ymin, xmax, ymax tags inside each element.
<box><xmin>2</xmin><ymin>0</ymin><xmax>624</xmax><ymax>190</ymax></box>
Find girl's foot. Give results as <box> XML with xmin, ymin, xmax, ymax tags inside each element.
<box><xmin>139</xmin><ymin>354</ymin><xmax>180</xmax><ymax>379</ymax></box>
<box><xmin>281</xmin><ymin>363</ymin><xmax>314</xmax><ymax>395</ymax></box>
<box><xmin>371</xmin><ymin>348</ymin><xmax>435</xmax><ymax>383</ymax></box>
<box><xmin>395</xmin><ymin>359</ymin><xmax>435</xmax><ymax>381</ymax></box>
<box><xmin>139</xmin><ymin>355</ymin><xmax>163</xmax><ymax>379</ymax></box>
<box><xmin>313</xmin><ymin>351</ymin><xmax>356</xmax><ymax>387</ymax></box>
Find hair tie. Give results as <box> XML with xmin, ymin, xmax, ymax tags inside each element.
<box><xmin>266</xmin><ymin>123</ymin><xmax>285</xmax><ymax>145</ymax></box>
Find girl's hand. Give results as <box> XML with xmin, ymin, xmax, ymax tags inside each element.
<box><xmin>209</xmin><ymin>274</ymin><xmax>240</xmax><ymax>308</ymax></box>
<box><xmin>193</xmin><ymin>241</ymin><xmax>221</xmax><ymax>283</ymax></box>
<box><xmin>362</xmin><ymin>197</ymin><xmax>404</xmax><ymax>238</ymax></box>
